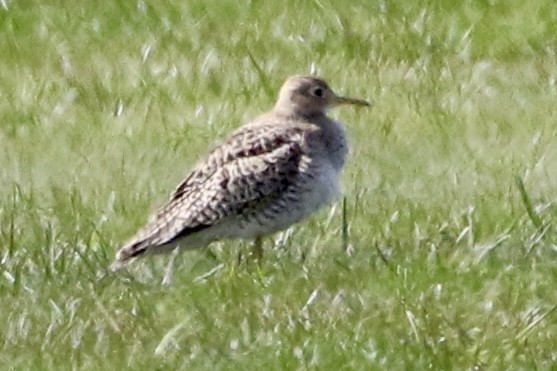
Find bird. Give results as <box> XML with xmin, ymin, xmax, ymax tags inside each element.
<box><xmin>111</xmin><ymin>75</ymin><xmax>370</xmax><ymax>278</ymax></box>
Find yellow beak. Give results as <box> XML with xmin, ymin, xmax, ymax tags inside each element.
<box><xmin>332</xmin><ymin>95</ymin><xmax>371</xmax><ymax>107</ymax></box>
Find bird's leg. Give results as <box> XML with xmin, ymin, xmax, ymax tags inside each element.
<box><xmin>252</xmin><ymin>236</ymin><xmax>264</xmax><ymax>262</ymax></box>
<box><xmin>162</xmin><ymin>246</ymin><xmax>180</xmax><ymax>285</ymax></box>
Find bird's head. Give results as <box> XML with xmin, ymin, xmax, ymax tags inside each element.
<box><xmin>274</xmin><ymin>75</ymin><xmax>370</xmax><ymax>118</ymax></box>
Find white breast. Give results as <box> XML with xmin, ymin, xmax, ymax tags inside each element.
<box><xmin>300</xmin><ymin>160</ymin><xmax>340</xmax><ymax>212</ymax></box>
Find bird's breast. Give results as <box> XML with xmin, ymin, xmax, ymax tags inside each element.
<box><xmin>307</xmin><ymin>159</ymin><xmax>341</xmax><ymax>207</ymax></box>
<box><xmin>322</xmin><ymin>121</ymin><xmax>348</xmax><ymax>172</ymax></box>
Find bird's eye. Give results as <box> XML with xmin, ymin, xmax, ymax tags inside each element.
<box><xmin>312</xmin><ymin>87</ymin><xmax>324</xmax><ymax>97</ymax></box>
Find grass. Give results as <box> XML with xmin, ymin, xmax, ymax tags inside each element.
<box><xmin>1</xmin><ymin>0</ymin><xmax>557</xmax><ymax>369</ymax></box>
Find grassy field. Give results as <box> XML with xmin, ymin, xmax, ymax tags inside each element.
<box><xmin>1</xmin><ymin>0</ymin><xmax>557</xmax><ymax>369</ymax></box>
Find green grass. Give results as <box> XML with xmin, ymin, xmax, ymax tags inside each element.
<box><xmin>1</xmin><ymin>0</ymin><xmax>557</xmax><ymax>369</ymax></box>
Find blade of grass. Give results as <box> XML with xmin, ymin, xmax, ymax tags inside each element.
<box><xmin>514</xmin><ymin>175</ymin><xmax>542</xmax><ymax>229</ymax></box>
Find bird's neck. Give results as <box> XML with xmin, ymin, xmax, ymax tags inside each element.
<box><xmin>270</xmin><ymin>109</ymin><xmax>348</xmax><ymax>171</ymax></box>
<box><xmin>273</xmin><ymin>102</ymin><xmax>323</xmax><ymax>120</ymax></box>
<box><xmin>315</xmin><ymin>116</ymin><xmax>349</xmax><ymax>171</ymax></box>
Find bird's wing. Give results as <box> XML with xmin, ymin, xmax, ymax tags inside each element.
<box><xmin>171</xmin><ymin>121</ymin><xmax>306</xmax><ymax>200</ymax></box>
<box><xmin>116</xmin><ymin>122</ymin><xmax>316</xmax><ymax>260</ymax></box>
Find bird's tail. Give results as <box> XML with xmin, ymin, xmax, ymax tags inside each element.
<box><xmin>110</xmin><ymin>238</ymin><xmax>152</xmax><ymax>271</ymax></box>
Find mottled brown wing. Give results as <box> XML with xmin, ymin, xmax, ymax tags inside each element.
<box><xmin>170</xmin><ymin>122</ymin><xmax>305</xmax><ymax>200</ymax></box>
<box><xmin>140</xmin><ymin>123</ymin><xmax>311</xmax><ymax>246</ymax></box>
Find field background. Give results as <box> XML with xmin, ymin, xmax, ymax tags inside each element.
<box><xmin>1</xmin><ymin>0</ymin><xmax>557</xmax><ymax>369</ymax></box>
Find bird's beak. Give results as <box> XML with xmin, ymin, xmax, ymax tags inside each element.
<box><xmin>332</xmin><ymin>95</ymin><xmax>371</xmax><ymax>107</ymax></box>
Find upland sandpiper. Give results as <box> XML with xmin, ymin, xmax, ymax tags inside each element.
<box><xmin>112</xmin><ymin>75</ymin><xmax>369</xmax><ymax>275</ymax></box>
